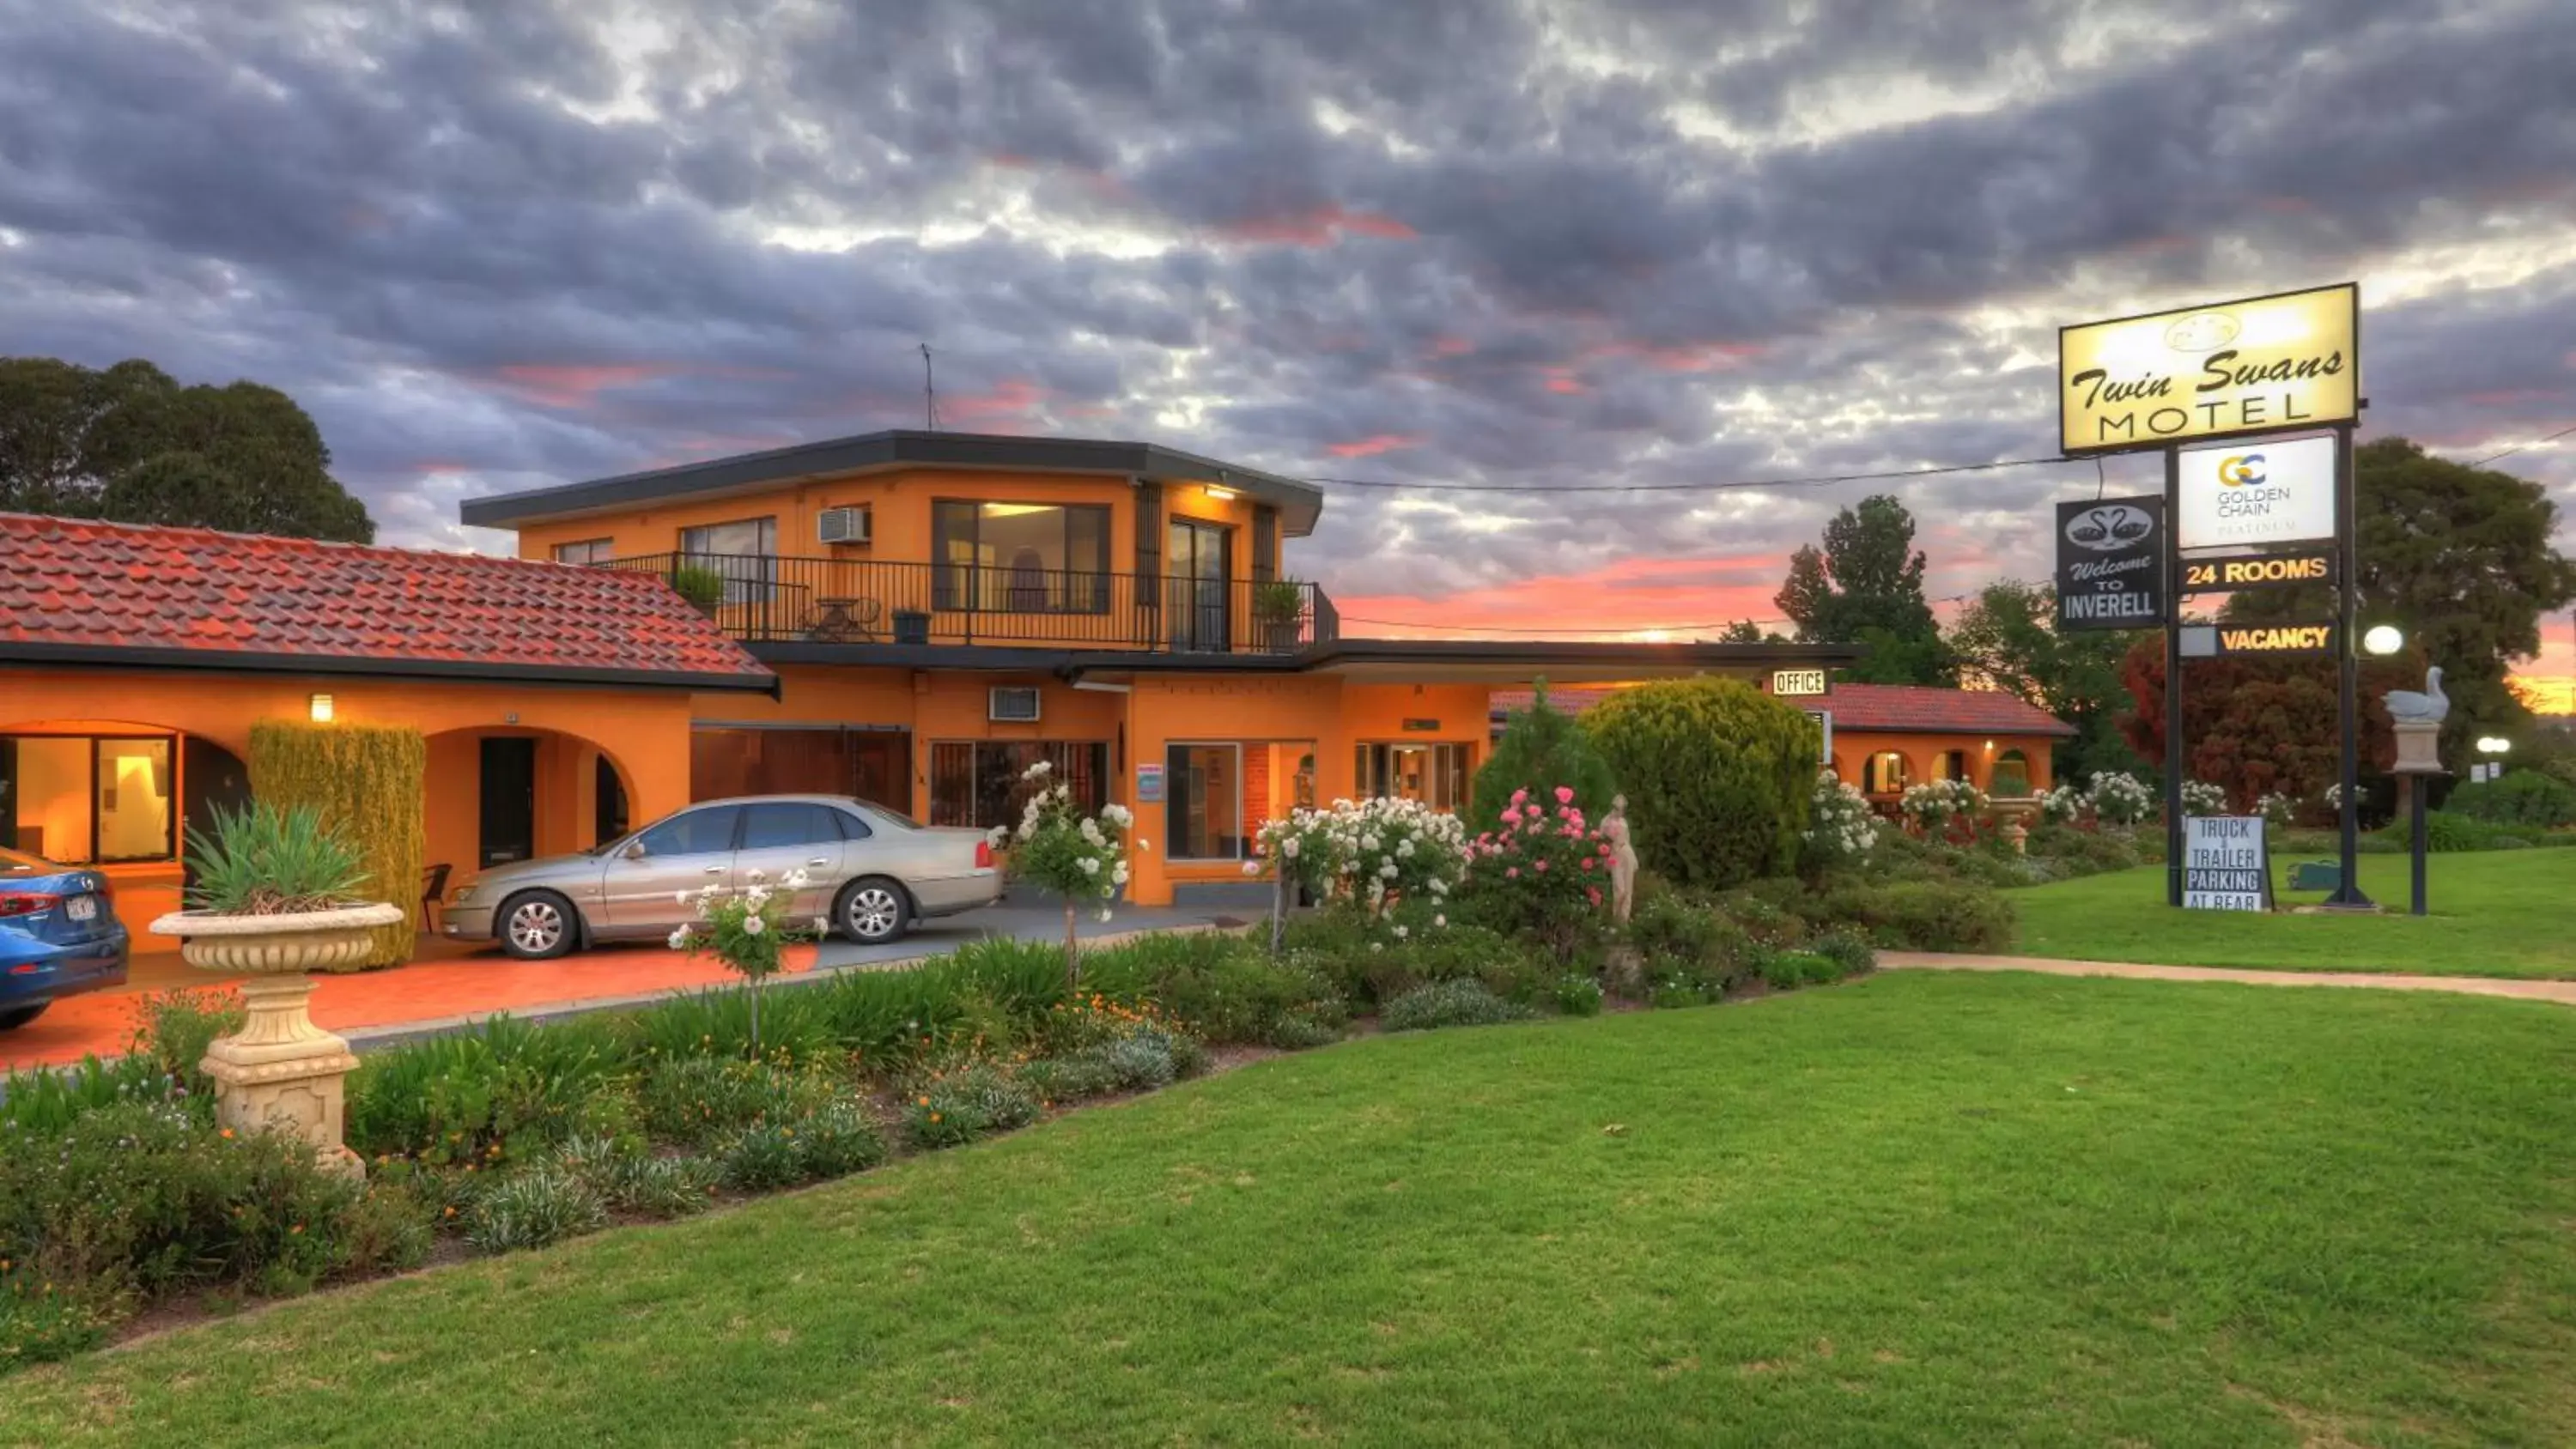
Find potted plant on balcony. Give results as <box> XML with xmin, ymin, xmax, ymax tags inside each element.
<box><xmin>149</xmin><ymin>802</ymin><xmax>402</xmax><ymax>1178</ymax></box>
<box><xmin>1252</xmin><ymin>579</ymin><xmax>1308</xmax><ymax>653</ymax></box>
<box><xmin>671</xmin><ymin>562</ymin><xmax>727</xmax><ymax>616</ymax></box>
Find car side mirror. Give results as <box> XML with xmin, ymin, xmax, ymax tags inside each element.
<box><xmin>621</xmin><ymin>840</ymin><xmax>647</xmax><ymax>861</ymax></box>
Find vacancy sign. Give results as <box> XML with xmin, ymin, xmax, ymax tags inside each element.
<box><xmin>2059</xmin><ymin>282</ymin><xmax>2359</xmax><ymax>454</ymax></box>
<box><xmin>2182</xmin><ymin>815</ymin><xmax>2270</xmax><ymax>912</ymax></box>
<box><xmin>2177</xmin><ymin>434</ymin><xmax>2337</xmax><ymax>549</ymax></box>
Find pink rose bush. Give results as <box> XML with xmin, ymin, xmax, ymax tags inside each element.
<box><xmin>1455</xmin><ymin>785</ymin><xmax>1618</xmax><ymax>957</ymax></box>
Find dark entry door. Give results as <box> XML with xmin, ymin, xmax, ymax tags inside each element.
<box><xmin>1166</xmin><ymin>518</ymin><xmax>1230</xmax><ymax>652</ymax></box>
<box><xmin>593</xmin><ymin>755</ymin><xmax>629</xmax><ymax>846</ymax></box>
<box><xmin>479</xmin><ymin>737</ymin><xmax>538</xmax><ymax>866</ymax></box>
<box><xmin>179</xmin><ymin>736</ymin><xmax>253</xmax><ymax>889</ymax></box>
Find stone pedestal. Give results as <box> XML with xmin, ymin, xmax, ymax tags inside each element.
<box><xmin>2391</xmin><ymin>721</ymin><xmax>2441</xmax><ymax>774</ymax></box>
<box><xmin>152</xmin><ymin>902</ymin><xmax>402</xmax><ymax>1181</ymax></box>
<box><xmin>200</xmin><ymin>974</ymin><xmax>363</xmax><ymax>1179</ymax></box>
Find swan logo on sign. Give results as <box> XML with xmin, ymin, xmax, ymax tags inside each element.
<box><xmin>2179</xmin><ymin>434</ymin><xmax>2336</xmax><ymax>549</ymax></box>
<box><xmin>2061</xmin><ymin>502</ymin><xmax>2156</xmax><ymax>554</ymax></box>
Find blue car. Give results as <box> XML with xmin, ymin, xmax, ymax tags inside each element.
<box><xmin>0</xmin><ymin>845</ymin><xmax>131</xmax><ymax>1030</ymax></box>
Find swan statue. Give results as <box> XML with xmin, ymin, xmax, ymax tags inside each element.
<box><xmin>2385</xmin><ymin>666</ymin><xmax>2448</xmax><ymax>724</ymax></box>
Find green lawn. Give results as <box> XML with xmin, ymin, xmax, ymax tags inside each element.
<box><xmin>10</xmin><ymin>973</ymin><xmax>2575</xmax><ymax>1447</ymax></box>
<box><xmin>2009</xmin><ymin>849</ymin><xmax>2576</xmax><ymax>978</ymax></box>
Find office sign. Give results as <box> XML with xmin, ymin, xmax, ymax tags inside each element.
<box><xmin>2054</xmin><ymin>495</ymin><xmax>2167</xmax><ymax>630</ymax></box>
<box><xmin>1771</xmin><ymin>669</ymin><xmax>1828</xmax><ymax>697</ymax></box>
<box><xmin>2178</xmin><ymin>621</ymin><xmax>2338</xmax><ymax>658</ymax></box>
<box><xmin>2177</xmin><ymin>434</ymin><xmax>2339</xmax><ymax>549</ymax></box>
<box><xmin>2181</xmin><ymin>547</ymin><xmax>2336</xmax><ymax>594</ymax></box>
<box><xmin>2182</xmin><ymin>815</ymin><xmax>2271</xmax><ymax>911</ymax></box>
<box><xmin>2059</xmin><ymin>282</ymin><xmax>2358</xmax><ymax>454</ymax></box>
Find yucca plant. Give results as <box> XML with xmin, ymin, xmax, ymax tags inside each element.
<box><xmin>181</xmin><ymin>801</ymin><xmax>370</xmax><ymax>915</ymax></box>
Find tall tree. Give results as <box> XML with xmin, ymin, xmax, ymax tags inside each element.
<box><xmin>1947</xmin><ymin>579</ymin><xmax>2146</xmax><ymax>785</ymax></box>
<box><xmin>0</xmin><ymin>356</ymin><xmax>374</xmax><ymax>542</ymax></box>
<box><xmin>1773</xmin><ymin>494</ymin><xmax>1954</xmax><ymax>684</ymax></box>
<box><xmin>2226</xmin><ymin>437</ymin><xmax>2574</xmax><ymax>761</ymax></box>
<box><xmin>1716</xmin><ymin>619</ymin><xmax>1786</xmax><ymax>644</ymax></box>
<box><xmin>2120</xmin><ymin>637</ymin><xmax>2421</xmax><ymax>811</ymax></box>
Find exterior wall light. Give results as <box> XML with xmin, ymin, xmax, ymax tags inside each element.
<box><xmin>1203</xmin><ymin>484</ymin><xmax>1237</xmax><ymax>502</ymax></box>
<box><xmin>308</xmin><ymin>693</ymin><xmax>335</xmax><ymax>723</ymax></box>
<box><xmin>2360</xmin><ymin>625</ymin><xmax>2404</xmax><ymax>656</ymax></box>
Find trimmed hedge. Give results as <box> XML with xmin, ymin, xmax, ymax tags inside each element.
<box><xmin>2441</xmin><ymin>771</ymin><xmax>2576</xmax><ymax>830</ymax></box>
<box><xmin>247</xmin><ymin>719</ymin><xmax>426</xmax><ymax>969</ymax></box>
<box><xmin>1584</xmin><ymin>677</ymin><xmax>1814</xmax><ymax>889</ymax></box>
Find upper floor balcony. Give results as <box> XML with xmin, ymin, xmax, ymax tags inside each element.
<box><xmin>613</xmin><ymin>552</ymin><xmax>1339</xmax><ymax>657</ymax></box>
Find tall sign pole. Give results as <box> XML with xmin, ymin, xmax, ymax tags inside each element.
<box><xmin>2162</xmin><ymin>446</ymin><xmax>2185</xmax><ymax>906</ymax></box>
<box><xmin>2325</xmin><ymin>421</ymin><xmax>2372</xmax><ymax>906</ymax></box>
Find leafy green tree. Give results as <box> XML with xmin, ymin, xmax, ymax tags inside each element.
<box><xmin>1470</xmin><ymin>680</ymin><xmax>1620</xmax><ymax>834</ymax></box>
<box><xmin>1947</xmin><ymin>579</ymin><xmax>2148</xmax><ymax>784</ymax></box>
<box><xmin>1774</xmin><ymin>494</ymin><xmax>1955</xmax><ymax>684</ymax></box>
<box><xmin>1583</xmin><ymin>676</ymin><xmax>1815</xmax><ymax>889</ymax></box>
<box><xmin>1716</xmin><ymin>619</ymin><xmax>1788</xmax><ymax>644</ymax></box>
<box><xmin>2226</xmin><ymin>438</ymin><xmax>2574</xmax><ymax>761</ymax></box>
<box><xmin>0</xmin><ymin>356</ymin><xmax>374</xmax><ymax>542</ymax></box>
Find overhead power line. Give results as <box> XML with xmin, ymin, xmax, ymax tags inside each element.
<box><xmin>2469</xmin><ymin>422</ymin><xmax>2576</xmax><ymax>468</ymax></box>
<box><xmin>1303</xmin><ymin>454</ymin><xmax>2086</xmax><ymax>495</ymax></box>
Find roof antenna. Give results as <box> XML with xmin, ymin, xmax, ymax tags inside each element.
<box><xmin>920</xmin><ymin>343</ymin><xmax>939</xmax><ymax>432</ymax></box>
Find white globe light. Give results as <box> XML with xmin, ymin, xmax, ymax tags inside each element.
<box><xmin>2360</xmin><ymin>624</ymin><xmax>2404</xmax><ymax>657</ymax></box>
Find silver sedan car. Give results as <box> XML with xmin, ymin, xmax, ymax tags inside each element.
<box><xmin>440</xmin><ymin>795</ymin><xmax>1001</xmax><ymax>960</ymax></box>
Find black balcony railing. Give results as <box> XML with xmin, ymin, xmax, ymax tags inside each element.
<box><xmin>617</xmin><ymin>552</ymin><xmax>1338</xmax><ymax>655</ymax></box>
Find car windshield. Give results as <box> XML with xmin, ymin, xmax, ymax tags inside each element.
<box><xmin>0</xmin><ymin>846</ymin><xmax>52</xmax><ymax>876</ymax></box>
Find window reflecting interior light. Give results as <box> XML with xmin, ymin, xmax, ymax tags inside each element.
<box><xmin>2360</xmin><ymin>625</ymin><xmax>2404</xmax><ymax>656</ymax></box>
<box><xmin>308</xmin><ymin>693</ymin><xmax>334</xmax><ymax>723</ymax></box>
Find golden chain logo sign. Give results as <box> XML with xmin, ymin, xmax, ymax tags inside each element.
<box><xmin>2059</xmin><ymin>283</ymin><xmax>2358</xmax><ymax>454</ymax></box>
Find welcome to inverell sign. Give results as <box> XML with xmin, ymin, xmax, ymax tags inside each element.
<box><xmin>2055</xmin><ymin>496</ymin><xmax>2169</xmax><ymax>631</ymax></box>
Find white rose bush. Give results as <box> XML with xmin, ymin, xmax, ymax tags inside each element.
<box><xmin>985</xmin><ymin>760</ymin><xmax>1134</xmax><ymax>988</ymax></box>
<box><xmin>1899</xmin><ymin>777</ymin><xmax>1990</xmax><ymax>840</ymax></box>
<box><xmin>2180</xmin><ymin>779</ymin><xmax>2228</xmax><ymax>816</ymax></box>
<box><xmin>1801</xmin><ymin>769</ymin><xmax>1880</xmax><ymax>870</ymax></box>
<box><xmin>2036</xmin><ymin>783</ymin><xmax>2087</xmax><ymax>825</ymax></box>
<box><xmin>667</xmin><ymin>866</ymin><xmax>825</xmax><ymax>1054</ymax></box>
<box><xmin>2087</xmin><ymin>771</ymin><xmax>2157</xmax><ymax>827</ymax></box>
<box><xmin>1242</xmin><ymin>796</ymin><xmax>1467</xmax><ymax>949</ymax></box>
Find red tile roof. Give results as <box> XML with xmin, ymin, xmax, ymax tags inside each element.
<box><xmin>0</xmin><ymin>512</ymin><xmax>772</xmax><ymax>689</ymax></box>
<box><xmin>1490</xmin><ymin>682</ymin><xmax>2077</xmax><ymax>737</ymax></box>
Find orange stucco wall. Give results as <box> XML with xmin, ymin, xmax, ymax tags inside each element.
<box><xmin>1829</xmin><ymin>730</ymin><xmax>2059</xmax><ymax>800</ymax></box>
<box><xmin>3</xmin><ymin>669</ymin><xmax>691</xmax><ymax>952</ymax></box>
<box><xmin>508</xmin><ymin>467</ymin><xmax>1282</xmax><ymax>583</ymax></box>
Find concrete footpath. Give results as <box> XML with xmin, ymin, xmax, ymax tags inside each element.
<box><xmin>1880</xmin><ymin>951</ymin><xmax>2576</xmax><ymax>1006</ymax></box>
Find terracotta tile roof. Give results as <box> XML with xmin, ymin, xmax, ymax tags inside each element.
<box><xmin>1489</xmin><ymin>682</ymin><xmax>2077</xmax><ymax>737</ymax></box>
<box><xmin>0</xmin><ymin>512</ymin><xmax>772</xmax><ymax>688</ymax></box>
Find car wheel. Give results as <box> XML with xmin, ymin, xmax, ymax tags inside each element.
<box><xmin>498</xmin><ymin>890</ymin><xmax>579</xmax><ymax>961</ymax></box>
<box><xmin>0</xmin><ymin>1003</ymin><xmax>48</xmax><ymax>1031</ymax></box>
<box><xmin>836</xmin><ymin>876</ymin><xmax>911</xmax><ymax>945</ymax></box>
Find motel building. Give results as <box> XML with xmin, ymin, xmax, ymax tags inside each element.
<box><xmin>2</xmin><ymin>430</ymin><xmax>1863</xmax><ymax>957</ymax></box>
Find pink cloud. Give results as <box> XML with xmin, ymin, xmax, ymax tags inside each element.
<box><xmin>1582</xmin><ymin>340</ymin><xmax>1765</xmax><ymax>373</ymax></box>
<box><xmin>940</xmin><ymin>378</ymin><xmax>1049</xmax><ymax>430</ymax></box>
<box><xmin>1221</xmin><ymin>205</ymin><xmax>1419</xmax><ymax>246</ymax></box>
<box><xmin>1336</xmin><ymin>553</ymin><xmax>1792</xmax><ymax>639</ymax></box>
<box><xmin>1327</xmin><ymin>433</ymin><xmax>1425</xmax><ymax>458</ymax></box>
<box><xmin>488</xmin><ymin>363</ymin><xmax>677</xmax><ymax>409</ymax></box>
<box><xmin>1426</xmin><ymin>336</ymin><xmax>1475</xmax><ymax>358</ymax></box>
<box><xmin>1542</xmin><ymin>367</ymin><xmax>1588</xmax><ymax>396</ymax></box>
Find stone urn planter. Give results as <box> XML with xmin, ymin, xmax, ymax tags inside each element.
<box><xmin>149</xmin><ymin>902</ymin><xmax>404</xmax><ymax>1179</ymax></box>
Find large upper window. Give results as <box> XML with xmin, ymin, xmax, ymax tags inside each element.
<box><xmin>933</xmin><ymin>501</ymin><xmax>1111</xmax><ymax>612</ymax></box>
<box><xmin>678</xmin><ymin>517</ymin><xmax>778</xmax><ymax>603</ymax></box>
<box><xmin>0</xmin><ymin>734</ymin><xmax>175</xmax><ymax>864</ymax></box>
<box><xmin>551</xmin><ymin>538</ymin><xmax>616</xmax><ymax>566</ymax></box>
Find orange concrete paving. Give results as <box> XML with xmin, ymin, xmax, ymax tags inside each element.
<box><xmin>2</xmin><ymin>941</ymin><xmax>823</xmax><ymax>1073</ymax></box>
<box><xmin>1880</xmin><ymin>951</ymin><xmax>2576</xmax><ymax>1005</ymax></box>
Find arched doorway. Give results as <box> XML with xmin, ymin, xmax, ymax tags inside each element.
<box><xmin>422</xmin><ymin>727</ymin><xmax>639</xmax><ymax>883</ymax></box>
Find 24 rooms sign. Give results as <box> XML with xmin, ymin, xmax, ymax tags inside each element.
<box><xmin>2059</xmin><ymin>283</ymin><xmax>2359</xmax><ymax>455</ymax></box>
<box><xmin>2054</xmin><ymin>496</ymin><xmax>2168</xmax><ymax>630</ymax></box>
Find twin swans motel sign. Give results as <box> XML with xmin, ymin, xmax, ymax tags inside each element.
<box><xmin>2053</xmin><ymin>281</ymin><xmax>2373</xmax><ymax>912</ymax></box>
<box><xmin>2057</xmin><ymin>283</ymin><xmax>2358</xmax><ymax>454</ymax></box>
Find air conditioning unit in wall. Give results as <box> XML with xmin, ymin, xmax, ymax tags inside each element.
<box><xmin>989</xmin><ymin>687</ymin><xmax>1042</xmax><ymax>723</ymax></box>
<box><xmin>817</xmin><ymin>506</ymin><xmax>872</xmax><ymax>544</ymax></box>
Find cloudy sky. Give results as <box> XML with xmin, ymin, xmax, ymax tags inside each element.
<box><xmin>3</xmin><ymin>0</ymin><xmax>2572</xmax><ymax>701</ymax></box>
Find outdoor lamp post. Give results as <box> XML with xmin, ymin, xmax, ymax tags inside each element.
<box><xmin>2476</xmin><ymin>736</ymin><xmax>2511</xmax><ymax>782</ymax></box>
<box><xmin>2361</xmin><ymin>624</ymin><xmax>2404</xmax><ymax>657</ymax></box>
